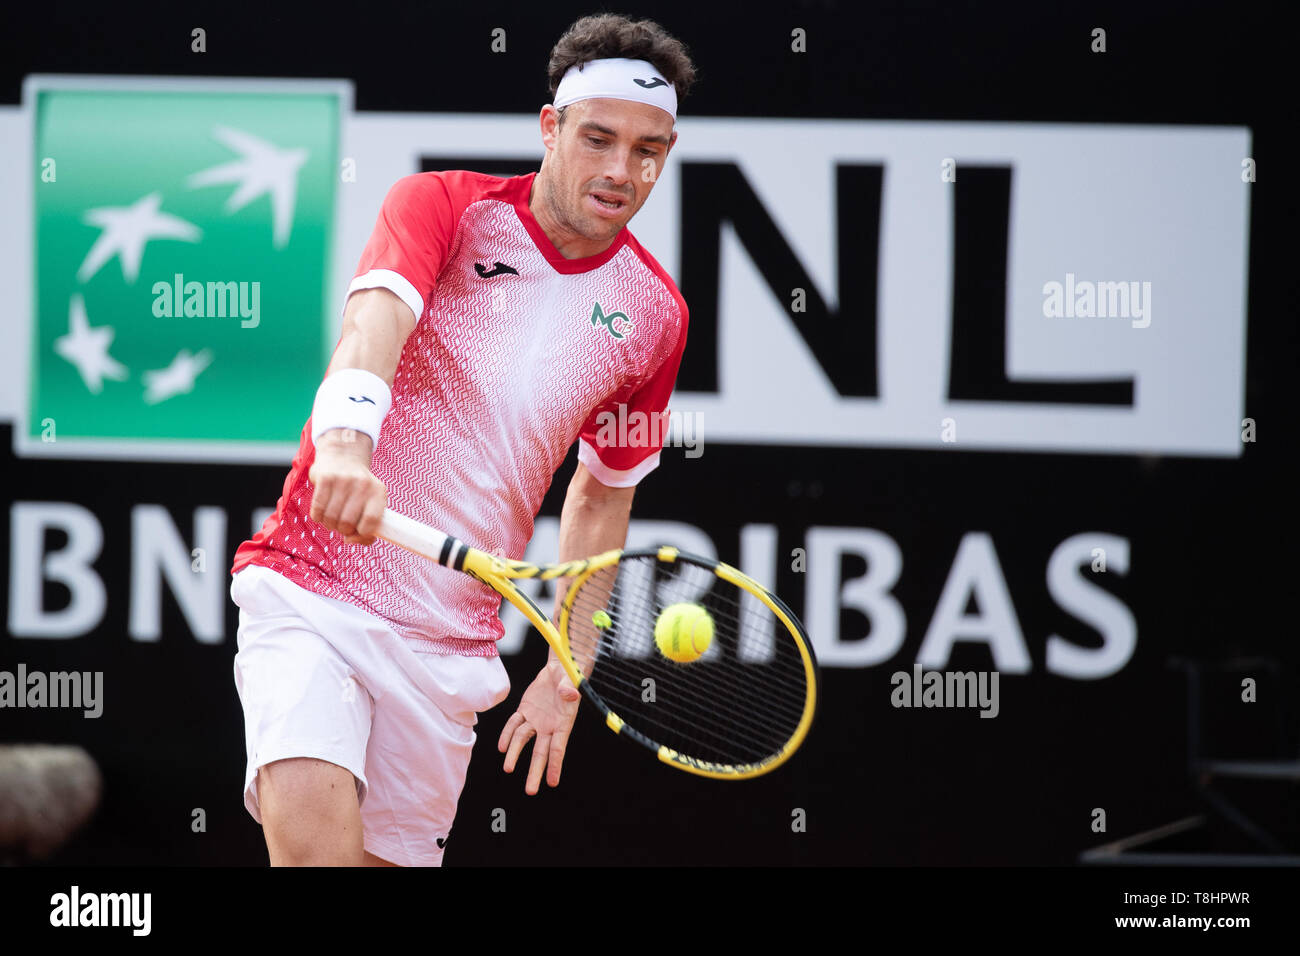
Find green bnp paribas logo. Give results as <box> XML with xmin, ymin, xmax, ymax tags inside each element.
<box><xmin>25</xmin><ymin>76</ymin><xmax>348</xmax><ymax>461</ymax></box>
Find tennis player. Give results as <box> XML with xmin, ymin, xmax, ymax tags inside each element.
<box><xmin>228</xmin><ymin>14</ymin><xmax>695</xmax><ymax>866</ymax></box>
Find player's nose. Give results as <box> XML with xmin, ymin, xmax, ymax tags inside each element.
<box><xmin>598</xmin><ymin>155</ymin><xmax>634</xmax><ymax>189</ymax></box>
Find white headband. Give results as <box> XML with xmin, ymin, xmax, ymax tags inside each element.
<box><xmin>553</xmin><ymin>57</ymin><xmax>677</xmax><ymax>121</ymax></box>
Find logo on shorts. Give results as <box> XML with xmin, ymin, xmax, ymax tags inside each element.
<box><xmin>436</xmin><ymin>835</ymin><xmax>449</xmax><ymax>849</ymax></box>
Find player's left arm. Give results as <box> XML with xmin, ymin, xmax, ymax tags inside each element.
<box><xmin>500</xmin><ymin>282</ymin><xmax>687</xmax><ymax>794</ymax></box>
<box><xmin>499</xmin><ymin>463</ymin><xmax>633</xmax><ymax>795</ymax></box>
<box><xmin>550</xmin><ymin>462</ymin><xmax>635</xmax><ymax>628</ymax></box>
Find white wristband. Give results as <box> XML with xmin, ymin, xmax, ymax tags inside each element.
<box><xmin>310</xmin><ymin>368</ymin><xmax>393</xmax><ymax>447</ymax></box>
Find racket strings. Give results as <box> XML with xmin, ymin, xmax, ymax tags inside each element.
<box><xmin>565</xmin><ymin>571</ymin><xmax>809</xmax><ymax>715</ymax></box>
<box><xmin>566</xmin><ymin>565</ymin><xmax>809</xmax><ymax>680</ymax></box>
<box><xmin>576</xmin><ymin>633</ymin><xmax>805</xmax><ymax>767</ymax></box>
<box><xmin>572</xmin><ymin>647</ymin><xmax>811</xmax><ymax>728</ymax></box>
<box><xmin>572</xmin><ymin>657</ymin><xmax>810</xmax><ymax>725</ymax></box>
<box><xmin>565</xmin><ymin>632</ymin><xmax>811</xmax><ymax>728</ymax></box>
<box><xmin>574</xmin><ymin>665</ymin><xmax>806</xmax><ymax>749</ymax></box>
<box><xmin>563</xmin><ymin>556</ymin><xmax>812</xmax><ymax>768</ymax></box>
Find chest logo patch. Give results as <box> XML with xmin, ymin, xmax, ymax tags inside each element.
<box><xmin>591</xmin><ymin>302</ymin><xmax>633</xmax><ymax>341</ymax></box>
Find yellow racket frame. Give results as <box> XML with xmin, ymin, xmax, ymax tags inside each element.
<box><xmin>380</xmin><ymin>512</ymin><xmax>818</xmax><ymax>780</ymax></box>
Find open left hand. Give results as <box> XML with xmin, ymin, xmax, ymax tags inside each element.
<box><xmin>497</xmin><ymin>658</ymin><xmax>581</xmax><ymax>795</ymax></box>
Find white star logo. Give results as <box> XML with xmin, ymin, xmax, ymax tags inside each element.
<box><xmin>54</xmin><ymin>295</ymin><xmax>130</xmax><ymax>393</ymax></box>
<box><xmin>143</xmin><ymin>348</ymin><xmax>214</xmax><ymax>404</ymax></box>
<box><xmin>77</xmin><ymin>193</ymin><xmax>202</xmax><ymax>284</ymax></box>
<box><xmin>188</xmin><ymin>127</ymin><xmax>309</xmax><ymax>249</ymax></box>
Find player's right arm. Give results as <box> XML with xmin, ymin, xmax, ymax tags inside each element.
<box><xmin>309</xmin><ymin>171</ymin><xmax>463</xmax><ymax>545</ymax></box>
<box><xmin>307</xmin><ymin>287</ymin><xmax>416</xmax><ymax>546</ymax></box>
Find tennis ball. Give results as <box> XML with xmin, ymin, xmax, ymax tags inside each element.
<box><xmin>654</xmin><ymin>603</ymin><xmax>713</xmax><ymax>663</ymax></box>
<box><xmin>592</xmin><ymin>609</ymin><xmax>613</xmax><ymax>629</ymax></box>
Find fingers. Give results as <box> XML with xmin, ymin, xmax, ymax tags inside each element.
<box><xmin>501</xmin><ymin>717</ymin><xmax>536</xmax><ymax>777</ymax></box>
<box><xmin>499</xmin><ymin>667</ymin><xmax>581</xmax><ymax>793</ymax></box>
<box><xmin>498</xmin><ymin>711</ymin><xmax>526</xmax><ymax>756</ymax></box>
<box><xmin>545</xmin><ymin>674</ymin><xmax>576</xmax><ymax>787</ymax></box>
<box><xmin>335</xmin><ymin>493</ymin><xmax>367</xmax><ymax>539</ymax></box>
<box><xmin>525</xmin><ymin>730</ymin><xmax>550</xmax><ymax>796</ymax></box>
<box><xmin>307</xmin><ymin>452</ymin><xmax>386</xmax><ymax>544</ymax></box>
<box><xmin>347</xmin><ymin>487</ymin><xmax>388</xmax><ymax>545</ymax></box>
<box><xmin>499</xmin><ymin>714</ymin><xmax>565</xmax><ymax>794</ymax></box>
<box><xmin>356</xmin><ymin>481</ymin><xmax>386</xmax><ymax>541</ymax></box>
<box><xmin>546</xmin><ymin>729</ymin><xmax>569</xmax><ymax>788</ymax></box>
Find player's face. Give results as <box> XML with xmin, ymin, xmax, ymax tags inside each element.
<box><xmin>541</xmin><ymin>98</ymin><xmax>676</xmax><ymax>245</ymax></box>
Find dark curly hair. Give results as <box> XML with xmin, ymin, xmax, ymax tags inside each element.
<box><xmin>547</xmin><ymin>13</ymin><xmax>697</xmax><ymax>125</ymax></box>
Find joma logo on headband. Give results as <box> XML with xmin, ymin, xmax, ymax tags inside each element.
<box><xmin>634</xmin><ymin>77</ymin><xmax>667</xmax><ymax>89</ymax></box>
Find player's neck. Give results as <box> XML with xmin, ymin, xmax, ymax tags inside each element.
<box><xmin>528</xmin><ymin>172</ymin><xmax>618</xmax><ymax>261</ymax></box>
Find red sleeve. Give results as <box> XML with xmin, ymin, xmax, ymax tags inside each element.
<box><xmin>346</xmin><ymin>172</ymin><xmax>463</xmax><ymax>321</ymax></box>
<box><xmin>578</xmin><ymin>296</ymin><xmax>689</xmax><ymax>487</ymax></box>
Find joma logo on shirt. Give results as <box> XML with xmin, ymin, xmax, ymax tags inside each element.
<box><xmin>590</xmin><ymin>302</ymin><xmax>633</xmax><ymax>340</ymax></box>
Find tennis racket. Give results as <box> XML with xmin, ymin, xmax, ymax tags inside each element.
<box><xmin>376</xmin><ymin>509</ymin><xmax>818</xmax><ymax>779</ymax></box>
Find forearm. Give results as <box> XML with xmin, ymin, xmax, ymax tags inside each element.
<box><xmin>557</xmin><ymin>490</ymin><xmax>632</xmax><ymax>562</ymax></box>
<box><xmin>315</xmin><ymin>288</ymin><xmax>416</xmax><ymax>462</ymax></box>
<box><xmin>325</xmin><ymin>289</ymin><xmax>413</xmax><ymax>384</ymax></box>
<box><xmin>549</xmin><ymin>466</ymin><xmax>635</xmax><ymax>669</ymax></box>
<box><xmin>308</xmin><ymin>288</ymin><xmax>418</xmax><ymax>543</ymax></box>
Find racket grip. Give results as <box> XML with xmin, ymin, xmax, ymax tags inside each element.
<box><xmin>376</xmin><ymin>509</ymin><xmax>460</xmax><ymax>567</ymax></box>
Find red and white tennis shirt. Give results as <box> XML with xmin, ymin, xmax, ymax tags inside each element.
<box><xmin>231</xmin><ymin>170</ymin><xmax>689</xmax><ymax>656</ymax></box>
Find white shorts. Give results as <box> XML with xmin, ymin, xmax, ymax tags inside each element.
<box><xmin>230</xmin><ymin>564</ymin><xmax>511</xmax><ymax>866</ymax></box>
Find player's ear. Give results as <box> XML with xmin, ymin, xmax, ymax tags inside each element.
<box><xmin>540</xmin><ymin>105</ymin><xmax>561</xmax><ymax>151</ymax></box>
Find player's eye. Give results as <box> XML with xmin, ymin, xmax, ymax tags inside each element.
<box><xmin>587</xmin><ymin>137</ymin><xmax>606</xmax><ymax>147</ymax></box>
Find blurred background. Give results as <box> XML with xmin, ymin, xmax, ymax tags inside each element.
<box><xmin>0</xmin><ymin>1</ymin><xmax>1293</xmax><ymax>866</ymax></box>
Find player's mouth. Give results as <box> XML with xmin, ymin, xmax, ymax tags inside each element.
<box><xmin>588</xmin><ymin>190</ymin><xmax>629</xmax><ymax>218</ymax></box>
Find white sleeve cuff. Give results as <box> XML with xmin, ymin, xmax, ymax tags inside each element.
<box><xmin>346</xmin><ymin>269</ymin><xmax>424</xmax><ymax>322</ymax></box>
<box><xmin>578</xmin><ymin>438</ymin><xmax>661</xmax><ymax>488</ymax></box>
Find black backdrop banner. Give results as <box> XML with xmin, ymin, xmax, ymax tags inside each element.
<box><xmin>0</xmin><ymin>0</ymin><xmax>1292</xmax><ymax>872</ymax></box>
